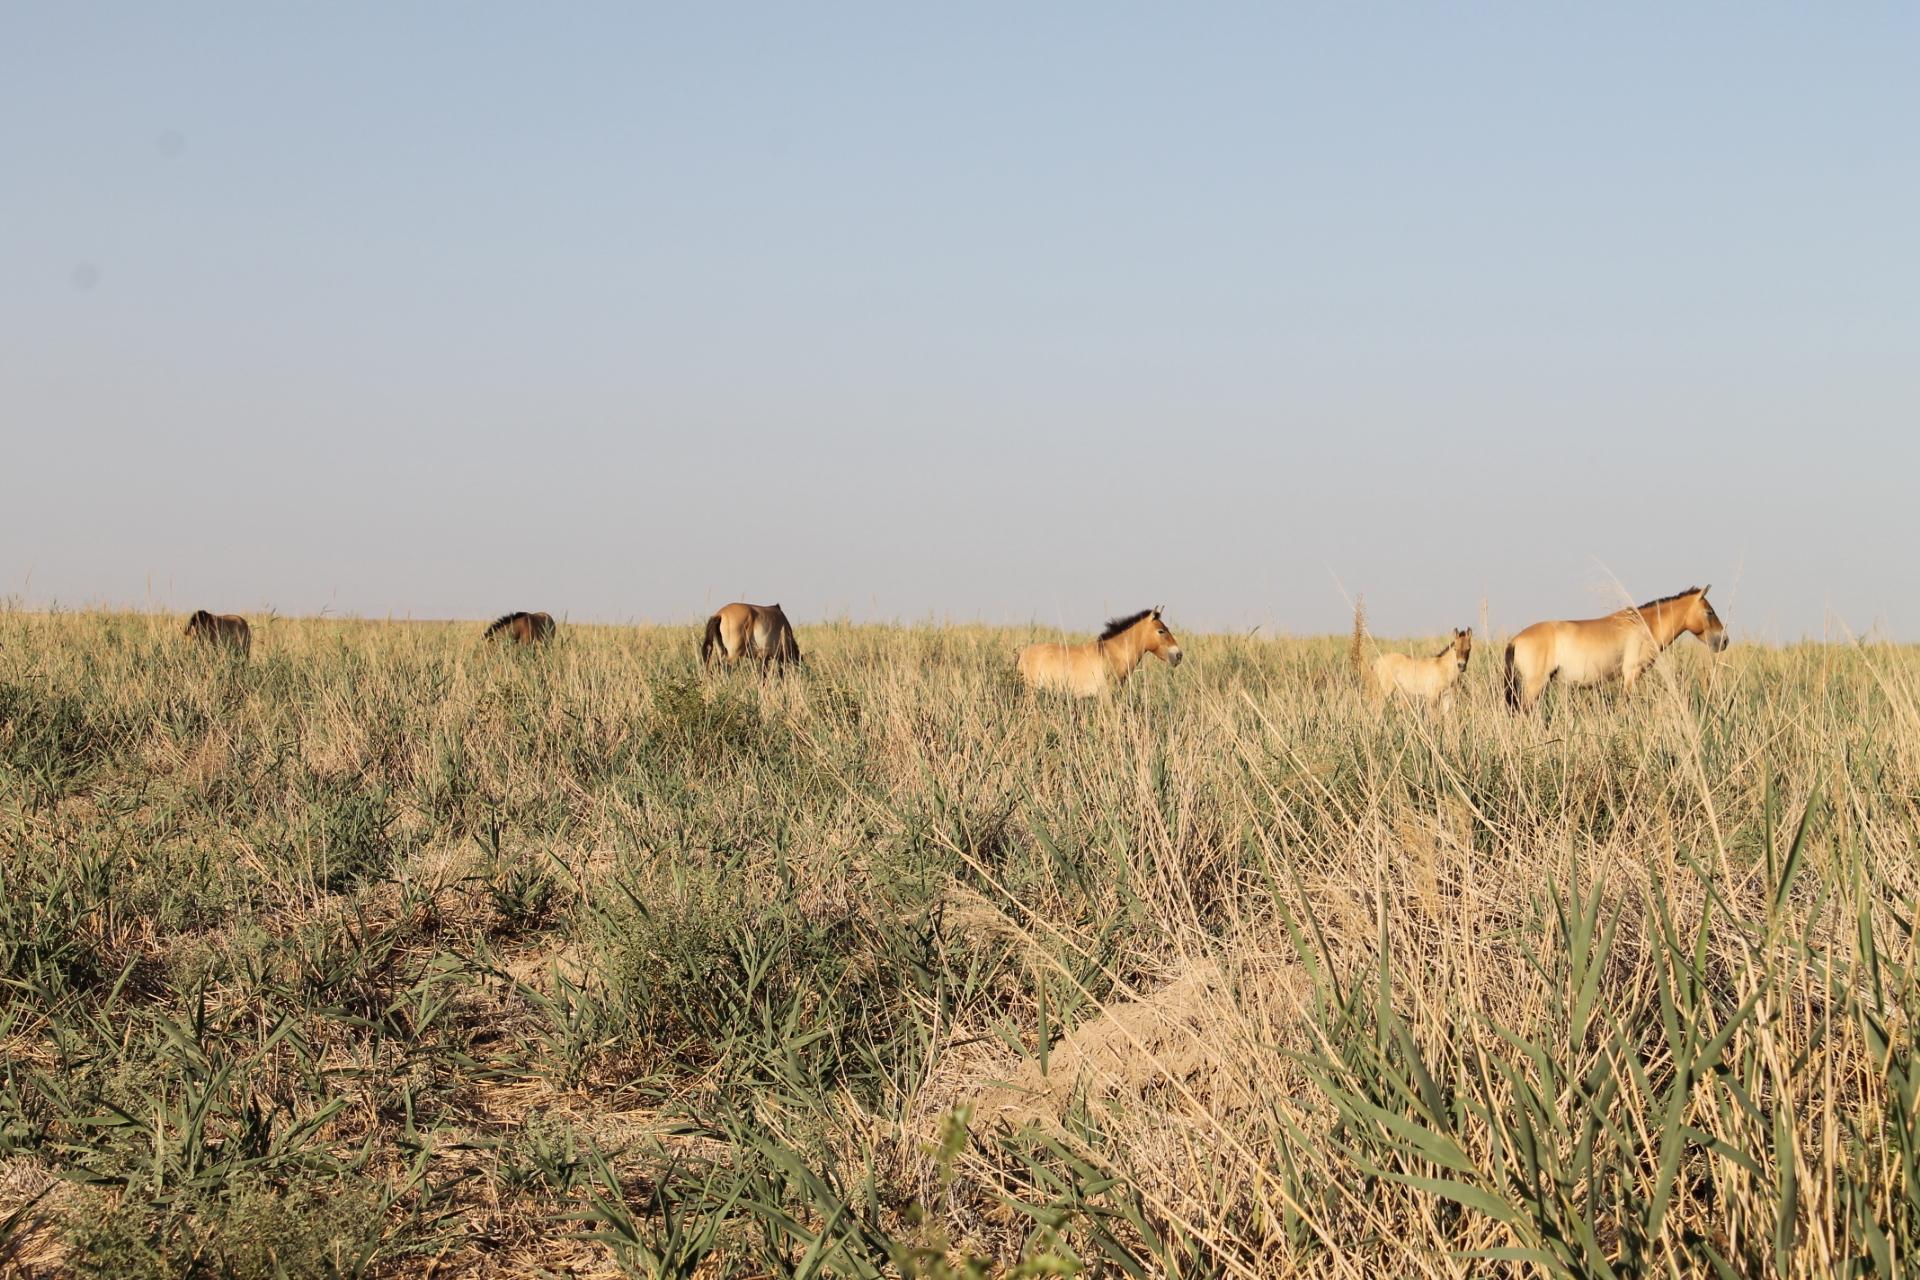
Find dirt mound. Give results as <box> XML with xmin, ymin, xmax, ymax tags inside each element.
<box><xmin>972</xmin><ymin>961</ymin><xmax>1295</xmax><ymax>1126</ymax></box>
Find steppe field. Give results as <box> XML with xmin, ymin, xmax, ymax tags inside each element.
<box><xmin>2</xmin><ymin>608</ymin><xmax>1917</xmax><ymax>1279</ymax></box>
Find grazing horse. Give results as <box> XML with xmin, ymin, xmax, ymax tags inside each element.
<box><xmin>1354</xmin><ymin>610</ymin><xmax>1473</xmax><ymax>711</ymax></box>
<box><xmin>1505</xmin><ymin>585</ymin><xmax>1727</xmax><ymax>713</ymax></box>
<box><xmin>702</xmin><ymin>602</ymin><xmax>801</xmax><ymax>672</ymax></box>
<box><xmin>484</xmin><ymin>611</ymin><xmax>556</xmax><ymax>645</ymax></box>
<box><xmin>1016</xmin><ymin>606</ymin><xmax>1183</xmax><ymax>697</ymax></box>
<box><xmin>184</xmin><ymin>610</ymin><xmax>250</xmax><ymax>656</ymax></box>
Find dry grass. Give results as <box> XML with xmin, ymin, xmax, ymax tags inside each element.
<box><xmin>1</xmin><ymin>607</ymin><xmax>1915</xmax><ymax>1277</ymax></box>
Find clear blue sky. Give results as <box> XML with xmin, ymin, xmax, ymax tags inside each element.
<box><xmin>4</xmin><ymin>6</ymin><xmax>1915</xmax><ymax>640</ymax></box>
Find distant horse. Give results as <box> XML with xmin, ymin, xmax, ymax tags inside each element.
<box><xmin>1352</xmin><ymin>604</ymin><xmax>1472</xmax><ymax>711</ymax></box>
<box><xmin>485</xmin><ymin>612</ymin><xmax>556</xmax><ymax>645</ymax></box>
<box><xmin>1505</xmin><ymin>586</ymin><xmax>1726</xmax><ymax>713</ymax></box>
<box><xmin>184</xmin><ymin>610</ymin><xmax>251</xmax><ymax>656</ymax></box>
<box><xmin>1016</xmin><ymin>607</ymin><xmax>1183</xmax><ymax>697</ymax></box>
<box><xmin>702</xmin><ymin>603</ymin><xmax>801</xmax><ymax>672</ymax></box>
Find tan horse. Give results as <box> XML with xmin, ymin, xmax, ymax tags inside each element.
<box><xmin>184</xmin><ymin>610</ymin><xmax>251</xmax><ymax>656</ymax></box>
<box><xmin>1352</xmin><ymin>607</ymin><xmax>1473</xmax><ymax>710</ymax></box>
<box><xmin>1505</xmin><ymin>585</ymin><xmax>1727</xmax><ymax>713</ymax></box>
<box><xmin>702</xmin><ymin>602</ymin><xmax>801</xmax><ymax>672</ymax></box>
<box><xmin>484</xmin><ymin>611</ymin><xmax>556</xmax><ymax>645</ymax></box>
<box><xmin>1016</xmin><ymin>607</ymin><xmax>1183</xmax><ymax>697</ymax></box>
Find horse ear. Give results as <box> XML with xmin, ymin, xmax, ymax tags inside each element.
<box><xmin>1700</xmin><ymin>584</ymin><xmax>1711</xmax><ymax>597</ymax></box>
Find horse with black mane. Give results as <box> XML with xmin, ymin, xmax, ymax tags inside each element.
<box><xmin>1016</xmin><ymin>606</ymin><xmax>1183</xmax><ymax>697</ymax></box>
<box><xmin>1505</xmin><ymin>586</ymin><xmax>1726</xmax><ymax>713</ymax></box>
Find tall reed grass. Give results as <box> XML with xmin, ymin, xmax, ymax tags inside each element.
<box><xmin>0</xmin><ymin>607</ymin><xmax>1913</xmax><ymax>1276</ymax></box>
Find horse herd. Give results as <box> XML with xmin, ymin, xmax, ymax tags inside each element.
<box><xmin>180</xmin><ymin>585</ymin><xmax>1729</xmax><ymax>715</ymax></box>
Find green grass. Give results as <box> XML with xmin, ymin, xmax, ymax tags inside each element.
<box><xmin>0</xmin><ymin>607</ymin><xmax>1915</xmax><ymax>1277</ymax></box>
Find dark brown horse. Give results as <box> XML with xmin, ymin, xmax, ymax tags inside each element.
<box><xmin>484</xmin><ymin>611</ymin><xmax>556</xmax><ymax>645</ymax></box>
<box><xmin>184</xmin><ymin>610</ymin><xmax>251</xmax><ymax>656</ymax></box>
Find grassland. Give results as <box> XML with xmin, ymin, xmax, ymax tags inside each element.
<box><xmin>1</xmin><ymin>608</ymin><xmax>1916</xmax><ymax>1278</ymax></box>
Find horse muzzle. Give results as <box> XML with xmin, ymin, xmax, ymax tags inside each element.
<box><xmin>1165</xmin><ymin>646</ymin><xmax>1184</xmax><ymax>667</ymax></box>
<box><xmin>1709</xmin><ymin>631</ymin><xmax>1730</xmax><ymax>653</ymax></box>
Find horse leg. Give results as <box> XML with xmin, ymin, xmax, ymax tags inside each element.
<box><xmin>1522</xmin><ymin>668</ymin><xmax>1551</xmax><ymax>714</ymax></box>
<box><xmin>1622</xmin><ymin>641</ymin><xmax>1653</xmax><ymax>696</ymax></box>
<box><xmin>1366</xmin><ymin>659</ymin><xmax>1391</xmax><ymax>709</ymax></box>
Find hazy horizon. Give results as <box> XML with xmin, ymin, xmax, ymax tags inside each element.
<box><xmin>6</xmin><ymin>6</ymin><xmax>1916</xmax><ymax>643</ymax></box>
<box><xmin>4</xmin><ymin>580</ymin><xmax>1899</xmax><ymax>648</ymax></box>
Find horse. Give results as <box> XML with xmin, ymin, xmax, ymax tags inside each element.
<box><xmin>1504</xmin><ymin>585</ymin><xmax>1726</xmax><ymax>713</ymax></box>
<box><xmin>702</xmin><ymin>602</ymin><xmax>801</xmax><ymax>672</ymax></box>
<box><xmin>184</xmin><ymin>610</ymin><xmax>251</xmax><ymax>656</ymax></box>
<box><xmin>484</xmin><ymin>611</ymin><xmax>556</xmax><ymax>645</ymax></box>
<box><xmin>1351</xmin><ymin>604</ymin><xmax>1472</xmax><ymax>711</ymax></box>
<box><xmin>1016</xmin><ymin>606</ymin><xmax>1183</xmax><ymax>697</ymax></box>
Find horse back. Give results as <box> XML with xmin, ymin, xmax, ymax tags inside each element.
<box><xmin>189</xmin><ymin>612</ymin><xmax>250</xmax><ymax>653</ymax></box>
<box><xmin>1017</xmin><ymin>640</ymin><xmax>1105</xmax><ymax>697</ymax></box>
<box><xmin>710</xmin><ymin>603</ymin><xmax>795</xmax><ymax>663</ymax></box>
<box><xmin>1514</xmin><ymin>617</ymin><xmax>1627</xmax><ymax>686</ymax></box>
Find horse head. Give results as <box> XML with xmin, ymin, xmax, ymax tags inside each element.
<box><xmin>1145</xmin><ymin>607</ymin><xmax>1183</xmax><ymax>667</ymax></box>
<box><xmin>1692</xmin><ymin>587</ymin><xmax>1729</xmax><ymax>652</ymax></box>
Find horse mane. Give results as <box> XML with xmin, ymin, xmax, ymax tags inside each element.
<box><xmin>484</xmin><ymin>611</ymin><xmax>529</xmax><ymax>638</ymax></box>
<box><xmin>1098</xmin><ymin>608</ymin><xmax>1157</xmax><ymax>641</ymax></box>
<box><xmin>1631</xmin><ymin>587</ymin><xmax>1702</xmax><ymax>613</ymax></box>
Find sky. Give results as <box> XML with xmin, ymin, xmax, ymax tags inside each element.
<box><xmin>3</xmin><ymin>5</ymin><xmax>1916</xmax><ymax>641</ymax></box>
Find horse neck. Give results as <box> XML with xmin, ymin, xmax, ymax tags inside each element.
<box><xmin>1638</xmin><ymin>600</ymin><xmax>1694</xmax><ymax>650</ymax></box>
<box><xmin>1100</xmin><ymin>626</ymin><xmax>1149</xmax><ymax>677</ymax></box>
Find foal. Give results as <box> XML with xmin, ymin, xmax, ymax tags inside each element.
<box><xmin>1369</xmin><ymin>629</ymin><xmax>1473</xmax><ymax>711</ymax></box>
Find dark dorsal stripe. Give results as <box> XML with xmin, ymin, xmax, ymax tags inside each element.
<box><xmin>1099</xmin><ymin>608</ymin><xmax>1157</xmax><ymax>641</ymax></box>
<box><xmin>1634</xmin><ymin>587</ymin><xmax>1702</xmax><ymax>612</ymax></box>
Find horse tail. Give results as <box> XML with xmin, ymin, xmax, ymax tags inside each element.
<box><xmin>1504</xmin><ymin>641</ymin><xmax>1520</xmax><ymax>711</ymax></box>
<box><xmin>777</xmin><ymin>611</ymin><xmax>801</xmax><ymax>665</ymax></box>
<box><xmin>1349</xmin><ymin>596</ymin><xmax>1368</xmax><ymax>684</ymax></box>
<box><xmin>484</xmin><ymin>611</ymin><xmax>525</xmax><ymax>641</ymax></box>
<box><xmin>701</xmin><ymin>613</ymin><xmax>723</xmax><ymax>668</ymax></box>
